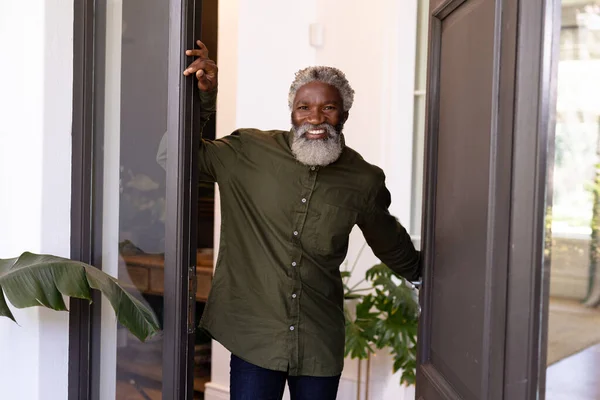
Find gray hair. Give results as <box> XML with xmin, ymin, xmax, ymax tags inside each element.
<box><xmin>288</xmin><ymin>66</ymin><xmax>355</xmax><ymax>112</ymax></box>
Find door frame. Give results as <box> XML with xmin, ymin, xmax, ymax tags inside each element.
<box><xmin>69</xmin><ymin>1</ymin><xmax>96</xmax><ymax>398</ymax></box>
<box><xmin>502</xmin><ymin>0</ymin><xmax>560</xmax><ymax>397</ymax></box>
<box><xmin>68</xmin><ymin>1</ymin><xmax>202</xmax><ymax>398</ymax></box>
<box><xmin>164</xmin><ymin>0</ymin><xmax>204</xmax><ymax>397</ymax></box>
<box><xmin>417</xmin><ymin>0</ymin><xmax>561</xmax><ymax>398</ymax></box>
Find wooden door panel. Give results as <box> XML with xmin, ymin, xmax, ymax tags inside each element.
<box><xmin>416</xmin><ymin>0</ymin><xmax>558</xmax><ymax>398</ymax></box>
<box><xmin>431</xmin><ymin>1</ymin><xmax>495</xmax><ymax>397</ymax></box>
<box><xmin>418</xmin><ymin>1</ymin><xmax>503</xmax><ymax>399</ymax></box>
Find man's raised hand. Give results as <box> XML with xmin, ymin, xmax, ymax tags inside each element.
<box><xmin>183</xmin><ymin>40</ymin><xmax>218</xmax><ymax>92</ymax></box>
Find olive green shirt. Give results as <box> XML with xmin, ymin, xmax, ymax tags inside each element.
<box><xmin>197</xmin><ymin>90</ymin><xmax>420</xmax><ymax>376</ymax></box>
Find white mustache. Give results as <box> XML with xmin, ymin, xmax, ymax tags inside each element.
<box><xmin>294</xmin><ymin>123</ymin><xmax>338</xmax><ymax>139</ymax></box>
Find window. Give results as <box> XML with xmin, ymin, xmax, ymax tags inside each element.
<box><xmin>410</xmin><ymin>0</ymin><xmax>430</xmax><ymax>236</ymax></box>
<box><xmin>553</xmin><ymin>2</ymin><xmax>600</xmax><ymax>235</ymax></box>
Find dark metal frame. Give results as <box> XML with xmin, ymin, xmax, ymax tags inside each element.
<box><xmin>503</xmin><ymin>0</ymin><xmax>560</xmax><ymax>397</ymax></box>
<box><xmin>417</xmin><ymin>0</ymin><xmax>560</xmax><ymax>398</ymax></box>
<box><xmin>69</xmin><ymin>1</ymin><xmax>96</xmax><ymax>398</ymax></box>
<box><xmin>69</xmin><ymin>0</ymin><xmax>202</xmax><ymax>398</ymax></box>
<box><xmin>164</xmin><ymin>0</ymin><xmax>203</xmax><ymax>397</ymax></box>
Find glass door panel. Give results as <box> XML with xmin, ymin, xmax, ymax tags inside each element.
<box><xmin>98</xmin><ymin>0</ymin><xmax>170</xmax><ymax>398</ymax></box>
<box><xmin>546</xmin><ymin>2</ymin><xmax>600</xmax><ymax>399</ymax></box>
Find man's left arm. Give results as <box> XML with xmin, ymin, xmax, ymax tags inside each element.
<box><xmin>357</xmin><ymin>178</ymin><xmax>421</xmax><ymax>282</ymax></box>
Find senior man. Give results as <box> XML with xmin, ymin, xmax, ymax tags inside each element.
<box><xmin>181</xmin><ymin>40</ymin><xmax>420</xmax><ymax>400</ymax></box>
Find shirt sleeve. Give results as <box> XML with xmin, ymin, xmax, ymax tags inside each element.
<box><xmin>154</xmin><ymin>89</ymin><xmax>242</xmax><ymax>182</ymax></box>
<box><xmin>197</xmin><ymin>89</ymin><xmax>242</xmax><ymax>183</ymax></box>
<box><xmin>358</xmin><ymin>176</ymin><xmax>421</xmax><ymax>282</ymax></box>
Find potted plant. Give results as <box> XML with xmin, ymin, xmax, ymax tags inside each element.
<box><xmin>0</xmin><ymin>252</ymin><xmax>160</xmax><ymax>342</ymax></box>
<box><xmin>343</xmin><ymin>245</ymin><xmax>420</xmax><ymax>399</ymax></box>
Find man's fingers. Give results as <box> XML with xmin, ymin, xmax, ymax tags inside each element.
<box><xmin>196</xmin><ymin>69</ymin><xmax>216</xmax><ymax>85</ymax></box>
<box><xmin>181</xmin><ymin>39</ymin><xmax>217</xmax><ymax>90</ymax></box>
<box><xmin>183</xmin><ymin>58</ymin><xmax>204</xmax><ymax>76</ymax></box>
<box><xmin>183</xmin><ymin>59</ymin><xmax>216</xmax><ymax>76</ymax></box>
<box><xmin>182</xmin><ymin>40</ymin><xmax>211</xmax><ymax>75</ymax></box>
<box><xmin>185</xmin><ymin>49</ymin><xmax>205</xmax><ymax>57</ymax></box>
<box><xmin>184</xmin><ymin>40</ymin><xmax>209</xmax><ymax>58</ymax></box>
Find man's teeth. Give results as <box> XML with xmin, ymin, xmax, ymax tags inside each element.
<box><xmin>308</xmin><ymin>129</ymin><xmax>325</xmax><ymax>134</ymax></box>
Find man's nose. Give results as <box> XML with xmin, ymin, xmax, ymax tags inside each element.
<box><xmin>307</xmin><ymin>110</ymin><xmax>325</xmax><ymax>125</ymax></box>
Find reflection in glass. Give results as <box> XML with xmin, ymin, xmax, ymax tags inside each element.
<box><xmin>546</xmin><ymin>2</ymin><xmax>600</xmax><ymax>399</ymax></box>
<box><xmin>97</xmin><ymin>1</ymin><xmax>183</xmax><ymax>398</ymax></box>
<box><xmin>96</xmin><ymin>1</ymin><xmax>215</xmax><ymax>398</ymax></box>
<box><xmin>98</xmin><ymin>1</ymin><xmax>170</xmax><ymax>398</ymax></box>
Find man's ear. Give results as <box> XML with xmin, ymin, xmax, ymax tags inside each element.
<box><xmin>342</xmin><ymin>111</ymin><xmax>349</xmax><ymax>124</ymax></box>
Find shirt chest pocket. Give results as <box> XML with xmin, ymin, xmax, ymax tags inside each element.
<box><xmin>308</xmin><ymin>203</ymin><xmax>358</xmax><ymax>254</ymax></box>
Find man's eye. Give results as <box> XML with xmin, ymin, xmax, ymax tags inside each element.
<box><xmin>324</xmin><ymin>106</ymin><xmax>336</xmax><ymax>110</ymax></box>
<box><xmin>297</xmin><ymin>106</ymin><xmax>309</xmax><ymax>110</ymax></box>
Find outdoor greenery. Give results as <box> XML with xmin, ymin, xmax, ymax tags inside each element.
<box><xmin>0</xmin><ymin>252</ymin><xmax>160</xmax><ymax>342</ymax></box>
<box><xmin>553</xmin><ymin>3</ymin><xmax>600</xmax><ymax>305</ymax></box>
<box><xmin>342</xmin><ymin>247</ymin><xmax>420</xmax><ymax>385</ymax></box>
<box><xmin>585</xmin><ymin>162</ymin><xmax>600</xmax><ymax>307</ymax></box>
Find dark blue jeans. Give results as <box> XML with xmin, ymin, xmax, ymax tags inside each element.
<box><xmin>230</xmin><ymin>354</ymin><xmax>341</xmax><ymax>400</ymax></box>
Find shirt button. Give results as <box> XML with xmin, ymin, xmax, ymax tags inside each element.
<box><xmin>293</xmin><ymin>231</ymin><xmax>299</xmax><ymax>236</ymax></box>
<box><xmin>292</xmin><ymin>262</ymin><xmax>297</xmax><ymax>267</ymax></box>
<box><xmin>301</xmin><ymin>198</ymin><xmax>307</xmax><ymax>203</ymax></box>
<box><xmin>310</xmin><ymin>166</ymin><xmax>316</xmax><ymax>171</ymax></box>
<box><xmin>292</xmin><ymin>293</ymin><xmax>297</xmax><ymax>299</ymax></box>
<box><xmin>290</xmin><ymin>326</ymin><xmax>295</xmax><ymax>331</ymax></box>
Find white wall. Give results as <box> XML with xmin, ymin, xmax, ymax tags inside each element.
<box><xmin>208</xmin><ymin>1</ymin><xmax>418</xmax><ymax>399</ymax></box>
<box><xmin>235</xmin><ymin>0</ymin><xmax>317</xmax><ymax>130</ymax></box>
<box><xmin>316</xmin><ymin>2</ymin><xmax>417</xmax><ymax>399</ymax></box>
<box><xmin>315</xmin><ymin>0</ymin><xmax>417</xmax><ymax>226</ymax></box>
<box><xmin>0</xmin><ymin>1</ymin><xmax>73</xmax><ymax>399</ymax></box>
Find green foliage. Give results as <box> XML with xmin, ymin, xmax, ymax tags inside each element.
<box><xmin>0</xmin><ymin>252</ymin><xmax>161</xmax><ymax>342</ymax></box>
<box><xmin>343</xmin><ymin>263</ymin><xmax>419</xmax><ymax>385</ymax></box>
<box><xmin>587</xmin><ymin>163</ymin><xmax>600</xmax><ymax>304</ymax></box>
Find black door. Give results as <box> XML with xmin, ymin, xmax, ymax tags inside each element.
<box><xmin>416</xmin><ymin>0</ymin><xmax>560</xmax><ymax>399</ymax></box>
<box><xmin>69</xmin><ymin>0</ymin><xmax>204</xmax><ymax>399</ymax></box>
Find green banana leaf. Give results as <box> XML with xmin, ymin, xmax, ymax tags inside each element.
<box><xmin>0</xmin><ymin>252</ymin><xmax>160</xmax><ymax>342</ymax></box>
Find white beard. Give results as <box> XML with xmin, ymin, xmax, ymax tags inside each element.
<box><xmin>291</xmin><ymin>123</ymin><xmax>343</xmax><ymax>167</ymax></box>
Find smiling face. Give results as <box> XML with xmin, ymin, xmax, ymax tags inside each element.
<box><xmin>290</xmin><ymin>81</ymin><xmax>349</xmax><ymax>167</ymax></box>
<box><xmin>291</xmin><ymin>81</ymin><xmax>348</xmax><ymax>139</ymax></box>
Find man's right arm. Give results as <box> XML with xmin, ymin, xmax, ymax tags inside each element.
<box><xmin>195</xmin><ymin>89</ymin><xmax>242</xmax><ymax>182</ymax></box>
<box><xmin>183</xmin><ymin>40</ymin><xmax>241</xmax><ymax>183</ymax></box>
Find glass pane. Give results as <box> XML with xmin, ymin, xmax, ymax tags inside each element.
<box><xmin>546</xmin><ymin>2</ymin><xmax>600</xmax><ymax>399</ymax></box>
<box><xmin>410</xmin><ymin>0</ymin><xmax>430</xmax><ymax>236</ymax></box>
<box><xmin>98</xmin><ymin>1</ymin><xmax>170</xmax><ymax>398</ymax></box>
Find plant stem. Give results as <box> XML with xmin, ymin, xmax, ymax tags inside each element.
<box><xmin>366</xmin><ymin>353</ymin><xmax>371</xmax><ymax>400</ymax></box>
<box><xmin>348</xmin><ymin>279</ymin><xmax>367</xmax><ymax>292</ymax></box>
<box><xmin>346</xmin><ymin>288</ymin><xmax>372</xmax><ymax>295</ymax></box>
<box><xmin>357</xmin><ymin>358</ymin><xmax>362</xmax><ymax>400</ymax></box>
<box><xmin>350</xmin><ymin>242</ymin><xmax>368</xmax><ymax>276</ymax></box>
